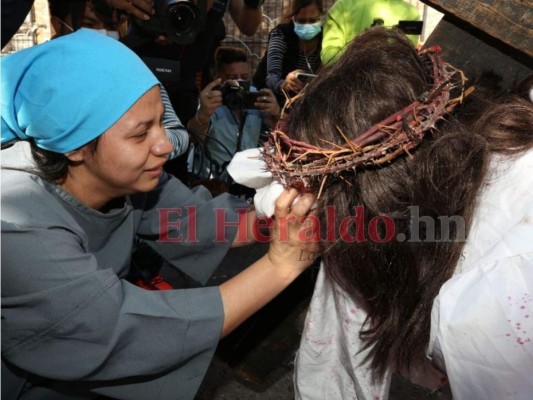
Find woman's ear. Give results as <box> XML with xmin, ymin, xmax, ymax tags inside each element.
<box><xmin>64</xmin><ymin>146</ymin><xmax>88</xmax><ymax>163</ymax></box>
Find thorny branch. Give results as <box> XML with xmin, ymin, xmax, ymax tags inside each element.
<box><xmin>262</xmin><ymin>47</ymin><xmax>473</xmax><ymax>195</ymax></box>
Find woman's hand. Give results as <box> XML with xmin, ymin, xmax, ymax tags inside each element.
<box><xmin>267</xmin><ymin>188</ymin><xmax>320</xmax><ymax>275</ymax></box>
<box><xmin>219</xmin><ymin>188</ymin><xmax>319</xmax><ymax>337</ymax></box>
<box><xmin>280</xmin><ymin>69</ymin><xmax>305</xmax><ymax>95</ymax></box>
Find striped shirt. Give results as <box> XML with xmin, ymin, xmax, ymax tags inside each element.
<box><xmin>265</xmin><ymin>28</ymin><xmax>321</xmax><ymax>94</ymax></box>
<box><xmin>160</xmin><ymin>86</ymin><xmax>189</xmax><ymax>160</ymax></box>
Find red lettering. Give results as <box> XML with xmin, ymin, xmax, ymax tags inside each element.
<box><xmin>276</xmin><ymin>215</ymin><xmax>297</xmax><ymax>241</ymax></box>
<box><xmin>324</xmin><ymin>205</ymin><xmax>336</xmax><ymax>242</ymax></box>
<box><xmin>368</xmin><ymin>215</ymin><xmax>395</xmax><ymax>243</ymax></box>
<box><xmin>185</xmin><ymin>206</ymin><xmax>199</xmax><ymax>243</ymax></box>
<box><xmin>214</xmin><ymin>208</ymin><xmax>248</xmax><ymax>243</ymax></box>
<box><xmin>158</xmin><ymin>208</ymin><xmax>184</xmax><ymax>243</ymax></box>
<box><xmin>252</xmin><ymin>215</ymin><xmax>273</xmax><ymax>243</ymax></box>
<box><xmin>299</xmin><ymin>215</ymin><xmax>320</xmax><ymax>242</ymax></box>
<box><xmin>339</xmin><ymin>205</ymin><xmax>367</xmax><ymax>243</ymax></box>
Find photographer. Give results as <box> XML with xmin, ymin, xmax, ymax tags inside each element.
<box><xmin>121</xmin><ymin>0</ymin><xmax>264</xmax><ymax>181</ymax></box>
<box><xmin>188</xmin><ymin>46</ymin><xmax>279</xmax><ymax>189</ymax></box>
<box><xmin>46</xmin><ymin>0</ymin><xmax>190</xmax><ymax>161</ymax></box>
<box><xmin>1</xmin><ymin>0</ymin><xmax>153</xmax><ymax>48</ymax></box>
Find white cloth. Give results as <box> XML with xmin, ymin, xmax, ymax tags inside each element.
<box><xmin>228</xmin><ymin>148</ymin><xmax>317</xmax><ymax>216</ymax></box>
<box><xmin>295</xmin><ymin>150</ymin><xmax>533</xmax><ymax>399</ymax></box>
<box><xmin>227</xmin><ymin>148</ymin><xmax>284</xmax><ymax>217</ymax></box>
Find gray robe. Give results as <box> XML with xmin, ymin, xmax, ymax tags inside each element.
<box><xmin>1</xmin><ymin>170</ymin><xmax>248</xmax><ymax>400</ymax></box>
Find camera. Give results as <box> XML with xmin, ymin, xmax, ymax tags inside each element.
<box><xmin>216</xmin><ymin>80</ymin><xmax>261</xmax><ymax>111</ymax></box>
<box><xmin>130</xmin><ymin>0</ymin><xmax>207</xmax><ymax>45</ymax></box>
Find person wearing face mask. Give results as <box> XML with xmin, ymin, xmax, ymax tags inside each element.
<box><xmin>77</xmin><ymin>0</ymin><xmax>121</xmax><ymax>39</ymax></box>
<box><xmin>36</xmin><ymin>0</ymin><xmax>192</xmax><ymax>290</ymax></box>
<box><xmin>187</xmin><ymin>46</ymin><xmax>280</xmax><ymax>193</ymax></box>
<box><xmin>1</xmin><ymin>0</ymin><xmax>154</xmax><ymax>48</ymax></box>
<box><xmin>253</xmin><ymin>0</ymin><xmax>324</xmax><ymax>103</ymax></box>
<box><xmin>47</xmin><ymin>0</ymin><xmax>190</xmax><ymax>163</ymax></box>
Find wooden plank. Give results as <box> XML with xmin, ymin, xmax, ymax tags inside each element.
<box><xmin>424</xmin><ymin>14</ymin><xmax>532</xmax><ymax>89</ymax></box>
<box><xmin>420</xmin><ymin>0</ymin><xmax>533</xmax><ymax>57</ymax></box>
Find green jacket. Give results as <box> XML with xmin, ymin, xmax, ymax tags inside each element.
<box><xmin>321</xmin><ymin>0</ymin><xmax>421</xmax><ymax>65</ymax></box>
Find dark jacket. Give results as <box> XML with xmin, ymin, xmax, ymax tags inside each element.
<box><xmin>253</xmin><ymin>22</ymin><xmax>322</xmax><ymax>90</ymax></box>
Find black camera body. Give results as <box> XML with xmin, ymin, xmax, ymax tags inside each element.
<box><xmin>131</xmin><ymin>0</ymin><xmax>207</xmax><ymax>45</ymax></box>
<box><xmin>216</xmin><ymin>80</ymin><xmax>260</xmax><ymax>111</ymax></box>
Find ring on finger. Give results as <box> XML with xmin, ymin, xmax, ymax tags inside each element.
<box><xmin>262</xmin><ymin>96</ymin><xmax>268</xmax><ymax>102</ymax></box>
<box><xmin>206</xmin><ymin>92</ymin><xmax>212</xmax><ymax>99</ymax></box>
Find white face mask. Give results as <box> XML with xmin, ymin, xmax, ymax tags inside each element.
<box><xmin>292</xmin><ymin>19</ymin><xmax>323</xmax><ymax>41</ymax></box>
<box><xmin>90</xmin><ymin>28</ymin><xmax>120</xmax><ymax>41</ymax></box>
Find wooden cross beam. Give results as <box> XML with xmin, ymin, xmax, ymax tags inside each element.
<box><xmin>420</xmin><ymin>0</ymin><xmax>532</xmax><ymax>89</ymax></box>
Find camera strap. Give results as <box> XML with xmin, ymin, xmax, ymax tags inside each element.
<box><xmin>234</xmin><ymin>111</ymin><xmax>249</xmax><ymax>153</ymax></box>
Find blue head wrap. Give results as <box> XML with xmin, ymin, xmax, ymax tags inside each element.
<box><xmin>1</xmin><ymin>29</ymin><xmax>159</xmax><ymax>153</ymax></box>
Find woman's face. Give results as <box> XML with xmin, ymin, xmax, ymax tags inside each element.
<box><xmin>66</xmin><ymin>86</ymin><xmax>172</xmax><ymax>206</ymax></box>
<box><xmin>293</xmin><ymin>3</ymin><xmax>322</xmax><ymax>25</ymax></box>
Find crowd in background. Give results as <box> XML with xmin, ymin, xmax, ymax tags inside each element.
<box><xmin>16</xmin><ymin>0</ymin><xmax>422</xmax><ymax>194</ymax></box>
<box><xmin>2</xmin><ymin>1</ymin><xmax>531</xmax><ymax>399</ymax></box>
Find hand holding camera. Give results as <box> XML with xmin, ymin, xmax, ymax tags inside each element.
<box><xmin>196</xmin><ymin>78</ymin><xmax>223</xmax><ymax>124</ymax></box>
<box><xmin>211</xmin><ymin>79</ymin><xmax>267</xmax><ymax>112</ymax></box>
<box><xmin>197</xmin><ymin>80</ymin><xmax>280</xmax><ymax>126</ymax></box>
<box><xmin>121</xmin><ymin>0</ymin><xmax>207</xmax><ymax>47</ymax></box>
<box><xmin>253</xmin><ymin>89</ymin><xmax>280</xmax><ymax>119</ymax></box>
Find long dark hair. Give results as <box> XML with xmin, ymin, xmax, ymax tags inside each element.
<box><xmin>4</xmin><ymin>138</ymin><xmax>100</xmax><ymax>183</ymax></box>
<box><xmin>287</xmin><ymin>0</ymin><xmax>324</xmax><ymax>19</ymax></box>
<box><xmin>286</xmin><ymin>28</ymin><xmax>533</xmax><ymax>377</ymax></box>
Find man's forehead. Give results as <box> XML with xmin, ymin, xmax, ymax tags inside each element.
<box><xmin>219</xmin><ymin>62</ymin><xmax>250</xmax><ymax>76</ymax></box>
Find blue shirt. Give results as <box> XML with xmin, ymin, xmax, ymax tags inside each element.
<box><xmin>190</xmin><ymin>106</ymin><xmax>265</xmax><ymax>182</ymax></box>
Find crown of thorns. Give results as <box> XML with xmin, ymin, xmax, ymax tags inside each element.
<box><xmin>262</xmin><ymin>46</ymin><xmax>473</xmax><ymax>197</ymax></box>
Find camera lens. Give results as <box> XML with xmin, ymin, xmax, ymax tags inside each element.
<box><xmin>222</xmin><ymin>83</ymin><xmax>246</xmax><ymax>111</ymax></box>
<box><xmin>156</xmin><ymin>0</ymin><xmax>206</xmax><ymax>45</ymax></box>
<box><xmin>168</xmin><ymin>3</ymin><xmax>196</xmax><ymax>32</ymax></box>
<box><xmin>225</xmin><ymin>94</ymin><xmax>244</xmax><ymax>110</ymax></box>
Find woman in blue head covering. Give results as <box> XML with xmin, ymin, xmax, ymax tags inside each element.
<box><xmin>1</xmin><ymin>29</ymin><xmax>318</xmax><ymax>400</ymax></box>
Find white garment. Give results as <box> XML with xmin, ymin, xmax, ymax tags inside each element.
<box><xmin>296</xmin><ymin>150</ymin><xmax>533</xmax><ymax>400</ymax></box>
<box><xmin>229</xmin><ymin>148</ymin><xmax>533</xmax><ymax>399</ymax></box>
<box><xmin>227</xmin><ymin>148</ymin><xmax>285</xmax><ymax>216</ymax></box>
<box><xmin>428</xmin><ymin>151</ymin><xmax>533</xmax><ymax>399</ymax></box>
<box><xmin>1</xmin><ymin>141</ymin><xmax>34</xmax><ymax>167</ymax></box>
